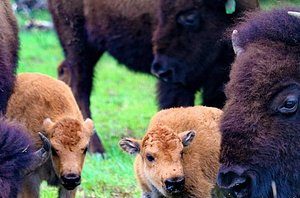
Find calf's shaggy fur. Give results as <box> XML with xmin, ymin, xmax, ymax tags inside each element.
<box><xmin>217</xmin><ymin>8</ymin><xmax>300</xmax><ymax>198</ymax></box>
<box><xmin>120</xmin><ymin>106</ymin><xmax>222</xmax><ymax>197</ymax></box>
<box><xmin>6</xmin><ymin>73</ymin><xmax>94</xmax><ymax>198</ymax></box>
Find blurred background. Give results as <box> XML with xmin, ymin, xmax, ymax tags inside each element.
<box><xmin>11</xmin><ymin>0</ymin><xmax>300</xmax><ymax>197</ymax></box>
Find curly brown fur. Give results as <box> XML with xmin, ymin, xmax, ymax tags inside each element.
<box><xmin>120</xmin><ymin>106</ymin><xmax>222</xmax><ymax>197</ymax></box>
<box><xmin>217</xmin><ymin>7</ymin><xmax>300</xmax><ymax>198</ymax></box>
<box><xmin>6</xmin><ymin>73</ymin><xmax>94</xmax><ymax>198</ymax></box>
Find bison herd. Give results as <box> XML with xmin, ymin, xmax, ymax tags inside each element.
<box><xmin>1</xmin><ymin>0</ymin><xmax>300</xmax><ymax>197</ymax></box>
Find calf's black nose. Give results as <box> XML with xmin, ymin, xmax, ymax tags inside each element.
<box><xmin>164</xmin><ymin>177</ymin><xmax>185</xmax><ymax>194</ymax></box>
<box><xmin>217</xmin><ymin>165</ymin><xmax>252</xmax><ymax>198</ymax></box>
<box><xmin>61</xmin><ymin>173</ymin><xmax>81</xmax><ymax>190</ymax></box>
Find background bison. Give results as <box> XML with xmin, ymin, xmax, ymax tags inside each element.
<box><xmin>47</xmin><ymin>0</ymin><xmax>259</xmax><ymax>153</ymax></box>
<box><xmin>217</xmin><ymin>8</ymin><xmax>300</xmax><ymax>198</ymax></box>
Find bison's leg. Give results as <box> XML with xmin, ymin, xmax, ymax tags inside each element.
<box><xmin>19</xmin><ymin>174</ymin><xmax>41</xmax><ymax>198</ymax></box>
<box><xmin>58</xmin><ymin>187</ymin><xmax>77</xmax><ymax>198</ymax></box>
<box><xmin>157</xmin><ymin>81</ymin><xmax>196</xmax><ymax>110</ymax></box>
<box><xmin>202</xmin><ymin>81</ymin><xmax>226</xmax><ymax>109</ymax></box>
<box><xmin>48</xmin><ymin>0</ymin><xmax>105</xmax><ymax>154</ymax></box>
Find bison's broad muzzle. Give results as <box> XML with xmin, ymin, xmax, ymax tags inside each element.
<box><xmin>217</xmin><ymin>165</ymin><xmax>254</xmax><ymax>198</ymax></box>
<box><xmin>61</xmin><ymin>173</ymin><xmax>81</xmax><ymax>190</ymax></box>
<box><xmin>151</xmin><ymin>55</ymin><xmax>186</xmax><ymax>85</ymax></box>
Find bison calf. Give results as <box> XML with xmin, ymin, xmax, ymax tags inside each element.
<box><xmin>120</xmin><ymin>106</ymin><xmax>222</xmax><ymax>197</ymax></box>
<box><xmin>6</xmin><ymin>73</ymin><xmax>94</xmax><ymax>198</ymax></box>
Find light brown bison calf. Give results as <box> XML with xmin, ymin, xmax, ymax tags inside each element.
<box><xmin>120</xmin><ymin>106</ymin><xmax>222</xmax><ymax>197</ymax></box>
<box><xmin>6</xmin><ymin>73</ymin><xmax>94</xmax><ymax>198</ymax></box>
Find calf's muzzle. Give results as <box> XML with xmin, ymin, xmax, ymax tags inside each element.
<box><xmin>164</xmin><ymin>176</ymin><xmax>185</xmax><ymax>194</ymax></box>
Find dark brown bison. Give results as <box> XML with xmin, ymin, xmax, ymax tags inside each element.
<box><xmin>217</xmin><ymin>8</ymin><xmax>300</xmax><ymax>198</ymax></box>
<box><xmin>0</xmin><ymin>120</ymin><xmax>50</xmax><ymax>198</ymax></box>
<box><xmin>152</xmin><ymin>0</ymin><xmax>258</xmax><ymax>109</ymax></box>
<box><xmin>47</xmin><ymin>0</ymin><xmax>258</xmax><ymax>153</ymax></box>
<box><xmin>0</xmin><ymin>0</ymin><xmax>19</xmax><ymax>114</ymax></box>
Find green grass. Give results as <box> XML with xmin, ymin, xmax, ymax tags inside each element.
<box><xmin>16</xmin><ymin>1</ymin><xmax>300</xmax><ymax>197</ymax></box>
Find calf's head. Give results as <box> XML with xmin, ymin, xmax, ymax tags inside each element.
<box><xmin>120</xmin><ymin>126</ymin><xmax>195</xmax><ymax>196</ymax></box>
<box><xmin>43</xmin><ymin>117</ymin><xmax>94</xmax><ymax>190</ymax></box>
<box><xmin>217</xmin><ymin>9</ymin><xmax>300</xmax><ymax>198</ymax></box>
<box><xmin>152</xmin><ymin>0</ymin><xmax>258</xmax><ymax>85</ymax></box>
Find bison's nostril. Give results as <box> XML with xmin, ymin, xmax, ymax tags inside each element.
<box><xmin>151</xmin><ymin>61</ymin><xmax>173</xmax><ymax>82</ymax></box>
<box><xmin>164</xmin><ymin>177</ymin><xmax>185</xmax><ymax>194</ymax></box>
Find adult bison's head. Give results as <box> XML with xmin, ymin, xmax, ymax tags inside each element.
<box><xmin>43</xmin><ymin>117</ymin><xmax>94</xmax><ymax>190</ymax></box>
<box><xmin>152</xmin><ymin>0</ymin><xmax>259</xmax><ymax>86</ymax></box>
<box><xmin>217</xmin><ymin>9</ymin><xmax>300</xmax><ymax>198</ymax></box>
<box><xmin>120</xmin><ymin>125</ymin><xmax>195</xmax><ymax>197</ymax></box>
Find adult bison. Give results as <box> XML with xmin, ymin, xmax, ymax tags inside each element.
<box><xmin>47</xmin><ymin>0</ymin><xmax>258</xmax><ymax>153</ymax></box>
<box><xmin>0</xmin><ymin>0</ymin><xmax>19</xmax><ymax>114</ymax></box>
<box><xmin>0</xmin><ymin>120</ymin><xmax>50</xmax><ymax>198</ymax></box>
<box><xmin>217</xmin><ymin>8</ymin><xmax>300</xmax><ymax>198</ymax></box>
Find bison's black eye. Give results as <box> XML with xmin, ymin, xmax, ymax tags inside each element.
<box><xmin>279</xmin><ymin>95</ymin><xmax>298</xmax><ymax>114</ymax></box>
<box><xmin>146</xmin><ymin>154</ymin><xmax>155</xmax><ymax>162</ymax></box>
<box><xmin>177</xmin><ymin>10</ymin><xmax>201</xmax><ymax>29</ymax></box>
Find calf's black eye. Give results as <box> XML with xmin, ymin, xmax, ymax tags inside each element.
<box><xmin>51</xmin><ymin>147</ymin><xmax>58</xmax><ymax>156</ymax></box>
<box><xmin>279</xmin><ymin>95</ymin><xmax>298</xmax><ymax>114</ymax></box>
<box><xmin>146</xmin><ymin>154</ymin><xmax>155</xmax><ymax>162</ymax></box>
<box><xmin>83</xmin><ymin>147</ymin><xmax>88</xmax><ymax>154</ymax></box>
<box><xmin>177</xmin><ymin>10</ymin><xmax>200</xmax><ymax>28</ymax></box>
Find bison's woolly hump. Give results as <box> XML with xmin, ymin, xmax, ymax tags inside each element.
<box><xmin>0</xmin><ymin>120</ymin><xmax>34</xmax><ymax>198</ymax></box>
<box><xmin>120</xmin><ymin>106</ymin><xmax>222</xmax><ymax>197</ymax></box>
<box><xmin>217</xmin><ymin>7</ymin><xmax>300</xmax><ymax>198</ymax></box>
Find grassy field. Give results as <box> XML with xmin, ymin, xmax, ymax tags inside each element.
<box><xmin>15</xmin><ymin>1</ymin><xmax>300</xmax><ymax>197</ymax></box>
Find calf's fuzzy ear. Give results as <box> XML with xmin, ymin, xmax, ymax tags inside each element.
<box><xmin>84</xmin><ymin>118</ymin><xmax>94</xmax><ymax>137</ymax></box>
<box><xmin>179</xmin><ymin>130</ymin><xmax>196</xmax><ymax>147</ymax></box>
<box><xmin>119</xmin><ymin>138</ymin><xmax>141</xmax><ymax>155</ymax></box>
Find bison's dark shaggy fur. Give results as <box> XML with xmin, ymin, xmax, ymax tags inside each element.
<box><xmin>0</xmin><ymin>120</ymin><xmax>34</xmax><ymax>198</ymax></box>
<box><xmin>0</xmin><ymin>0</ymin><xmax>19</xmax><ymax>114</ymax></box>
<box><xmin>217</xmin><ymin>8</ymin><xmax>300</xmax><ymax>198</ymax></box>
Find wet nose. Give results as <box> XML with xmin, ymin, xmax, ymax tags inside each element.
<box><xmin>164</xmin><ymin>177</ymin><xmax>185</xmax><ymax>194</ymax></box>
<box><xmin>217</xmin><ymin>165</ymin><xmax>252</xmax><ymax>197</ymax></box>
<box><xmin>151</xmin><ymin>59</ymin><xmax>173</xmax><ymax>82</ymax></box>
<box><xmin>61</xmin><ymin>173</ymin><xmax>81</xmax><ymax>190</ymax></box>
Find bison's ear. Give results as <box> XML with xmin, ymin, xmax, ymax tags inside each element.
<box><xmin>43</xmin><ymin>118</ymin><xmax>55</xmax><ymax>135</ymax></box>
<box><xmin>119</xmin><ymin>138</ymin><xmax>141</xmax><ymax>155</ymax></box>
<box><xmin>84</xmin><ymin>118</ymin><xmax>94</xmax><ymax>137</ymax></box>
<box><xmin>179</xmin><ymin>130</ymin><xmax>196</xmax><ymax>147</ymax></box>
